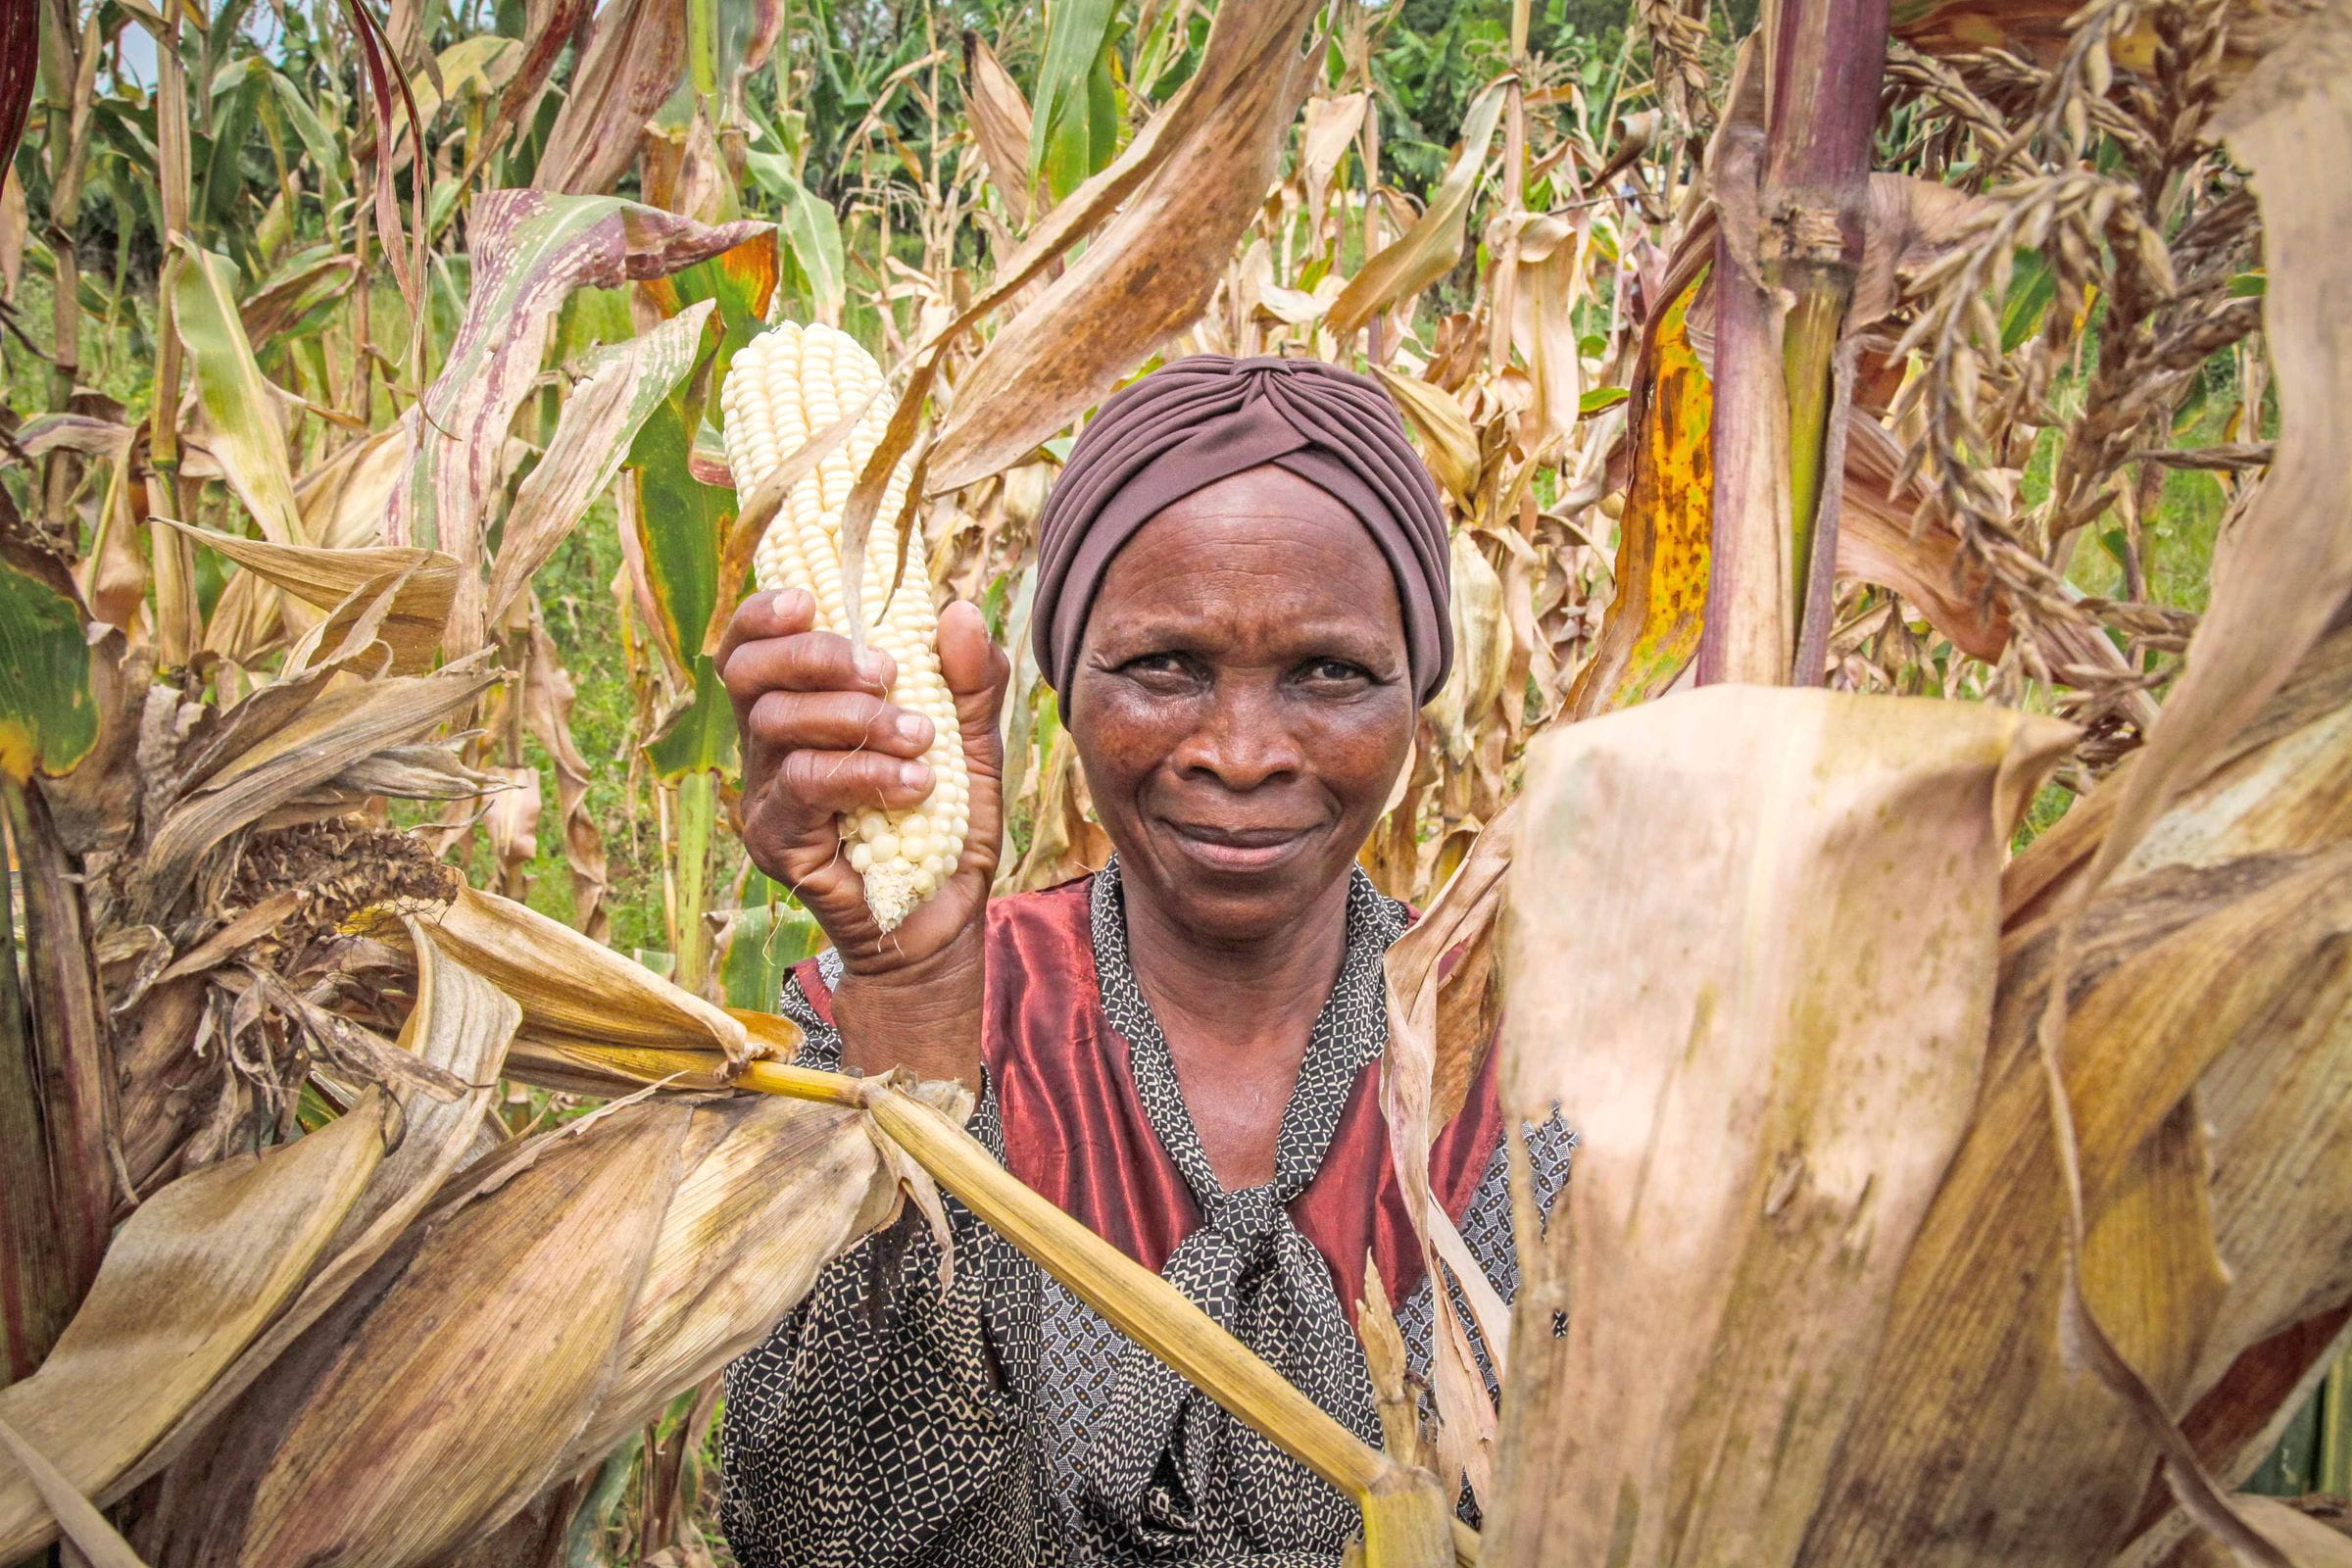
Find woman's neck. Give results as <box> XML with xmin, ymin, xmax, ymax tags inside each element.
<box><xmin>1124</xmin><ymin>864</ymin><xmax>1354</xmax><ymax>1034</ymax></box>
<box><xmin>1119</xmin><ymin>867</ymin><xmax>1353</xmax><ymax>1190</ymax></box>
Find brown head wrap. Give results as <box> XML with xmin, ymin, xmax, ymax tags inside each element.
<box><xmin>1031</xmin><ymin>355</ymin><xmax>1452</xmax><ymax>713</ymax></box>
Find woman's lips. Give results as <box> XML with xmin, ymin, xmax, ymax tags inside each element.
<box><xmin>1163</xmin><ymin>819</ymin><xmax>1316</xmax><ymax>873</ymax></box>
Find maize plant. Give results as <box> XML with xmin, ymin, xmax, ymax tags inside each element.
<box><xmin>0</xmin><ymin>0</ymin><xmax>2349</xmax><ymax>1563</ymax></box>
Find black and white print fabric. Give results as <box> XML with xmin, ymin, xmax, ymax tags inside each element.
<box><xmin>1068</xmin><ymin>865</ymin><xmax>1396</xmax><ymax>1559</ymax></box>
<box><xmin>719</xmin><ymin>861</ymin><xmax>1573</xmax><ymax>1568</ymax></box>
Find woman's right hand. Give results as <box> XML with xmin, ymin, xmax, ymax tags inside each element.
<box><xmin>718</xmin><ymin>588</ymin><xmax>1009</xmax><ymax>1086</ymax></box>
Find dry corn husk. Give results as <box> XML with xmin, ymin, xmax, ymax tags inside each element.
<box><xmin>21</xmin><ymin>925</ymin><xmax>527</xmax><ymax>1555</ymax></box>
<box><xmin>1485</xmin><ymin>684</ymin><xmax>2074</xmax><ymax>1568</ymax></box>
<box><xmin>356</xmin><ymin>881</ymin><xmax>754</xmax><ymax>1075</ymax></box>
<box><xmin>1420</xmin><ymin>529</ymin><xmax>1509</xmax><ymax>767</ymax></box>
<box><xmin>1799</xmin><ymin>844</ymin><xmax>2352</xmax><ymax>1566</ymax></box>
<box><xmin>0</xmin><ymin>1093</ymin><xmax>390</xmax><ymax>1562</ymax></box>
<box><xmin>142</xmin><ymin>1089</ymin><xmax>909</xmax><ymax>1568</ymax></box>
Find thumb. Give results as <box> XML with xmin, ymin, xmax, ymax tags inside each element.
<box><xmin>938</xmin><ymin>599</ymin><xmax>1010</xmax><ymax>777</ymax></box>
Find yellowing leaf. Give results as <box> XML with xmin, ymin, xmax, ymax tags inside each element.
<box><xmin>1375</xmin><ymin>369</ymin><xmax>1481</xmax><ymax>508</ymax></box>
<box><xmin>1560</xmin><ymin>278</ymin><xmax>1712</xmax><ymax>718</ymax></box>
<box><xmin>171</xmin><ymin>240</ymin><xmax>309</xmax><ymax>548</ymax></box>
<box><xmin>360</xmin><ymin>884</ymin><xmax>752</xmax><ymax>1073</ymax></box>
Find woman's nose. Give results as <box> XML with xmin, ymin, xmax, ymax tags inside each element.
<box><xmin>1171</xmin><ymin>677</ymin><xmax>1304</xmax><ymax>791</ymax></box>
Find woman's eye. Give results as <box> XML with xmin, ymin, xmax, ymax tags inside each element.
<box><xmin>1120</xmin><ymin>652</ymin><xmax>1199</xmax><ymax>685</ymax></box>
<box><xmin>1301</xmin><ymin>659</ymin><xmax>1370</xmax><ymax>685</ymax></box>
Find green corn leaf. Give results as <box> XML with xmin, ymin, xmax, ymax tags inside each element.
<box><xmin>1999</xmin><ymin>246</ymin><xmax>2058</xmax><ymax>353</ymax></box>
<box><xmin>0</xmin><ymin>563</ymin><xmax>97</xmax><ymax>785</ymax></box>
<box><xmin>745</xmin><ymin>153</ymin><xmax>846</xmax><ymax>322</ymax></box>
<box><xmin>1028</xmin><ymin>0</ymin><xmax>1122</xmax><ymax>204</ymax></box>
<box><xmin>172</xmin><ymin>239</ymin><xmax>310</xmax><ymax>546</ymax></box>
<box><xmin>264</xmin><ymin>69</ymin><xmax>349</xmax><ymax>215</ymax></box>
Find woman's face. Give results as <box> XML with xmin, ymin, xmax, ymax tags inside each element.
<box><xmin>1068</xmin><ymin>465</ymin><xmax>1415</xmax><ymax>945</ymax></box>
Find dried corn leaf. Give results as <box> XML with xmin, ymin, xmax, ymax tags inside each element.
<box><xmin>483</xmin><ymin>763</ymin><xmax>541</xmax><ymax>895</ymax></box>
<box><xmin>110</xmin><ymin>947</ymin><xmax>535</xmax><ymax>1511</ymax></box>
<box><xmin>296</xmin><ymin>424</ymin><xmax>409</xmax><ymax>551</ymax></box>
<box><xmin>924</xmin><ymin>0</ymin><xmax>1324</xmax><ymax>494</ymax></box>
<box><xmin>2076</xmin><ymin>10</ymin><xmax>2352</xmax><ymax>896</ymax></box>
<box><xmin>154</xmin><ymin>516</ymin><xmax>458</xmax><ymax>673</ymax></box>
<box><xmin>1326</xmin><ymin>77</ymin><xmax>1510</xmax><ymax>340</ymax></box>
<box><xmin>1800</xmin><ymin>843</ymin><xmax>2352</xmax><ymax>1567</ymax></box>
<box><xmin>2128</xmin><ymin>1308</ymin><xmax>2352</xmax><ymax>1568</ymax></box>
<box><xmin>279</xmin><ymin>566</ymin><xmax>439</xmax><ymax>678</ymax></box>
<box><xmin>1376</xmin><ymin>369</ymin><xmax>1482</xmax><ymax>508</ymax></box>
<box><xmin>961</xmin><ymin>29</ymin><xmax>1036</xmax><ymax>225</ymax></box>
<box><xmin>1486</xmin><ymin>686</ymin><xmax>2073</xmax><ymax>1568</ymax></box>
<box><xmin>1380</xmin><ymin>795</ymin><xmax>1519</xmax><ymax>1502</ymax></box>
<box><xmin>0</xmin><ymin>1414</ymin><xmax>146</xmax><ymax>1568</ymax></box>
<box><xmin>359</xmin><ymin>883</ymin><xmax>751</xmax><ymax>1073</ymax></box>
<box><xmin>1890</xmin><ymin>0</ymin><xmax>2158</xmax><ymax>70</ymax></box>
<box><xmin>833</xmin><ymin>0</ymin><xmax>1339</xmax><ymax>625</ymax></box>
<box><xmin>1298</xmin><ymin>92</ymin><xmax>1367</xmax><ymax>238</ymax></box>
<box><xmin>2189</xmin><ymin>918</ymin><xmax>2352</xmax><ymax>1397</ymax></box>
<box><xmin>131</xmin><ymin>663</ymin><xmax>500</xmax><ymax>922</ymax></box>
<box><xmin>999</xmin><ymin>723</ymin><xmax>1114</xmax><ymax>895</ymax></box>
<box><xmin>1420</xmin><ymin>530</ymin><xmax>1508</xmax><ymax>765</ymax></box>
<box><xmin>1836</xmin><ymin>416</ymin><xmax>2009</xmax><ymax>662</ymax></box>
<box><xmin>1509</xmin><ymin>214</ymin><xmax>1588</xmax><ymax>459</ymax></box>
<box><xmin>306</xmin><ymin>740</ymin><xmax>493</xmax><ymax>805</ymax></box>
<box><xmin>2149</xmin><ymin>1497</ymin><xmax>2352</xmax><ymax>1568</ymax></box>
<box><xmin>531</xmin><ymin>0</ymin><xmax>683</xmax><ymax>197</ymax></box>
<box><xmin>518</xmin><ymin>611</ymin><xmax>611</xmax><ymax>937</ymax></box>
<box><xmin>481</xmin><ymin>302</ymin><xmax>712</xmax><ymax>632</ymax></box>
<box><xmin>149</xmin><ymin>1091</ymin><xmax>897</xmax><ymax>1568</ymax></box>
<box><xmin>2005</xmin><ymin>617</ymin><xmax>2352</xmax><ymax>926</ymax></box>
<box><xmin>0</xmin><ymin>1093</ymin><xmax>388</xmax><ymax>1561</ymax></box>
<box><xmin>385</xmin><ymin>190</ymin><xmax>765</xmax><ymax>652</ymax></box>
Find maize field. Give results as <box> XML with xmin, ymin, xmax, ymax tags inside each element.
<box><xmin>1</xmin><ymin>0</ymin><xmax>2350</xmax><ymax>1563</ymax></box>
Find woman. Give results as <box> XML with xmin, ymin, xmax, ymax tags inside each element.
<box><xmin>715</xmin><ymin>357</ymin><xmax>1570</xmax><ymax>1567</ymax></box>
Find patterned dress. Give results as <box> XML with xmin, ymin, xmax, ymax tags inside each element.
<box><xmin>719</xmin><ymin>860</ymin><xmax>1572</xmax><ymax>1567</ymax></box>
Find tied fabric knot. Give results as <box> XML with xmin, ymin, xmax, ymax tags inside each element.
<box><xmin>1201</xmin><ymin>1184</ymin><xmax>1288</xmax><ymax>1262</ymax></box>
<box><xmin>1076</xmin><ymin>1189</ymin><xmax>1357</xmax><ymax>1548</ymax></box>
<box><xmin>1233</xmin><ymin>354</ymin><xmax>1308</xmax><ymax>390</ymax></box>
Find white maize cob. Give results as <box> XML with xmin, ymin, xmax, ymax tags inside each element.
<box><xmin>721</xmin><ymin>321</ymin><xmax>969</xmax><ymax>932</ymax></box>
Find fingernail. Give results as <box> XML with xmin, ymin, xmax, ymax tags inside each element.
<box><xmin>896</xmin><ymin>712</ymin><xmax>928</xmax><ymax>744</ymax></box>
<box><xmin>857</xmin><ymin>649</ymin><xmax>890</xmax><ymax>683</ymax></box>
<box><xmin>900</xmin><ymin>761</ymin><xmax>929</xmax><ymax>790</ymax></box>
